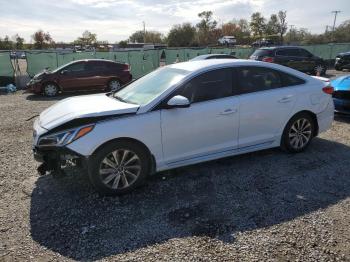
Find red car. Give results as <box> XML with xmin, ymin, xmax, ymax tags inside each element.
<box><xmin>26</xmin><ymin>59</ymin><xmax>132</xmax><ymax>96</ymax></box>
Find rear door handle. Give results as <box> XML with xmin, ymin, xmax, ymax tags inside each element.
<box><xmin>219</xmin><ymin>108</ymin><xmax>237</xmax><ymax>115</ymax></box>
<box><xmin>278</xmin><ymin>96</ymin><xmax>293</xmax><ymax>103</ymax></box>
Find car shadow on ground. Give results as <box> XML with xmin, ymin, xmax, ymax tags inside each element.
<box><xmin>334</xmin><ymin>114</ymin><xmax>350</xmax><ymax>124</ymax></box>
<box><xmin>25</xmin><ymin>90</ymin><xmax>106</xmax><ymax>101</ymax></box>
<box><xmin>30</xmin><ymin>138</ymin><xmax>350</xmax><ymax>260</ymax></box>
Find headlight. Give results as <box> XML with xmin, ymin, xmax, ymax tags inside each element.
<box><xmin>31</xmin><ymin>78</ymin><xmax>42</xmax><ymax>84</ymax></box>
<box><xmin>38</xmin><ymin>124</ymin><xmax>95</xmax><ymax>147</ymax></box>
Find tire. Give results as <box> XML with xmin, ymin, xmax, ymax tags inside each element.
<box><xmin>43</xmin><ymin>83</ymin><xmax>59</xmax><ymax>97</ymax></box>
<box><xmin>107</xmin><ymin>79</ymin><xmax>122</xmax><ymax>92</ymax></box>
<box><xmin>88</xmin><ymin>140</ymin><xmax>150</xmax><ymax>196</ymax></box>
<box><xmin>281</xmin><ymin>113</ymin><xmax>315</xmax><ymax>153</ymax></box>
<box><xmin>313</xmin><ymin>64</ymin><xmax>326</xmax><ymax>76</ymax></box>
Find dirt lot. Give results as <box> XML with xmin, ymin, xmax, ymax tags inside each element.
<box><xmin>0</xmin><ymin>71</ymin><xmax>350</xmax><ymax>261</ymax></box>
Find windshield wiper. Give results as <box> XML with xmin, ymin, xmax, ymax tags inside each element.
<box><xmin>114</xmin><ymin>95</ymin><xmax>127</xmax><ymax>103</ymax></box>
<box><xmin>113</xmin><ymin>95</ymin><xmax>138</xmax><ymax>105</ymax></box>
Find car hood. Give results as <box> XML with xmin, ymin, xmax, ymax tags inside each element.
<box><xmin>39</xmin><ymin>93</ymin><xmax>139</xmax><ymax>130</ymax></box>
<box><xmin>331</xmin><ymin>75</ymin><xmax>350</xmax><ymax>91</ymax></box>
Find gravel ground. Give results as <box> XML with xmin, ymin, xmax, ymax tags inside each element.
<box><xmin>0</xmin><ymin>70</ymin><xmax>350</xmax><ymax>261</ymax></box>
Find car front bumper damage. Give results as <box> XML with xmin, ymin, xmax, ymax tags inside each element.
<box><xmin>33</xmin><ymin>145</ymin><xmax>88</xmax><ymax>176</ymax></box>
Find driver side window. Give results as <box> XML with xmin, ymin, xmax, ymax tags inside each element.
<box><xmin>178</xmin><ymin>68</ymin><xmax>233</xmax><ymax>103</ymax></box>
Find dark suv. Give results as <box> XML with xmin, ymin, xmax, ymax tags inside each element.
<box><xmin>249</xmin><ymin>46</ymin><xmax>327</xmax><ymax>75</ymax></box>
<box><xmin>335</xmin><ymin>51</ymin><xmax>350</xmax><ymax>71</ymax></box>
<box><xmin>26</xmin><ymin>59</ymin><xmax>132</xmax><ymax>96</ymax></box>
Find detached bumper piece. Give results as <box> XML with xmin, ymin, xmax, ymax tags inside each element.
<box><xmin>33</xmin><ymin>146</ymin><xmax>87</xmax><ymax>176</ymax></box>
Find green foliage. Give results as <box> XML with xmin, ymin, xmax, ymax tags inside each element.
<box><xmin>118</xmin><ymin>40</ymin><xmax>128</xmax><ymax>48</ymax></box>
<box><xmin>32</xmin><ymin>30</ymin><xmax>54</xmax><ymax>49</ymax></box>
<box><xmin>196</xmin><ymin>11</ymin><xmax>218</xmax><ymax>45</ymax></box>
<box><xmin>167</xmin><ymin>23</ymin><xmax>196</xmax><ymax>47</ymax></box>
<box><xmin>128</xmin><ymin>30</ymin><xmax>163</xmax><ymax>43</ymax></box>
<box><xmin>74</xmin><ymin>30</ymin><xmax>97</xmax><ymax>46</ymax></box>
<box><xmin>250</xmin><ymin>12</ymin><xmax>266</xmax><ymax>37</ymax></box>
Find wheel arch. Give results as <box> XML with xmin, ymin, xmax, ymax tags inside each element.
<box><xmin>287</xmin><ymin>110</ymin><xmax>319</xmax><ymax>136</ymax></box>
<box><xmin>91</xmin><ymin>137</ymin><xmax>156</xmax><ymax>174</ymax></box>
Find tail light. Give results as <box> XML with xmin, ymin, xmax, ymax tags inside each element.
<box><xmin>262</xmin><ymin>56</ymin><xmax>274</xmax><ymax>63</ymax></box>
<box><xmin>322</xmin><ymin>86</ymin><xmax>334</xmax><ymax>95</ymax></box>
<box><xmin>123</xmin><ymin>64</ymin><xmax>130</xmax><ymax>71</ymax></box>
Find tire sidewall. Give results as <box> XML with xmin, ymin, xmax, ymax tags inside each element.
<box><xmin>281</xmin><ymin>113</ymin><xmax>315</xmax><ymax>153</ymax></box>
<box><xmin>88</xmin><ymin>140</ymin><xmax>150</xmax><ymax>196</ymax></box>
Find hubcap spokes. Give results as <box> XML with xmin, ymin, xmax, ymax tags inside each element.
<box><xmin>110</xmin><ymin>81</ymin><xmax>120</xmax><ymax>91</ymax></box>
<box><xmin>99</xmin><ymin>149</ymin><xmax>141</xmax><ymax>189</ymax></box>
<box><xmin>46</xmin><ymin>85</ymin><xmax>56</xmax><ymax>96</ymax></box>
<box><xmin>289</xmin><ymin>118</ymin><xmax>312</xmax><ymax>149</ymax></box>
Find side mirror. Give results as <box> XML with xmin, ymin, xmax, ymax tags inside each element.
<box><xmin>61</xmin><ymin>70</ymin><xmax>68</xmax><ymax>75</ymax></box>
<box><xmin>167</xmin><ymin>95</ymin><xmax>190</xmax><ymax>108</ymax></box>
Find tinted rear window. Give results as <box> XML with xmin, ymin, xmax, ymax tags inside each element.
<box><xmin>251</xmin><ymin>49</ymin><xmax>273</xmax><ymax>57</ymax></box>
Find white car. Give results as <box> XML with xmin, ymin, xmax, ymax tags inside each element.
<box><xmin>32</xmin><ymin>60</ymin><xmax>334</xmax><ymax>195</ymax></box>
<box><xmin>218</xmin><ymin>36</ymin><xmax>237</xmax><ymax>45</ymax></box>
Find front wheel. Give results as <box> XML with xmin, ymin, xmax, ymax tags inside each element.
<box><xmin>281</xmin><ymin>113</ymin><xmax>315</xmax><ymax>153</ymax></box>
<box><xmin>89</xmin><ymin>141</ymin><xmax>150</xmax><ymax>195</ymax></box>
<box><xmin>43</xmin><ymin>83</ymin><xmax>58</xmax><ymax>96</ymax></box>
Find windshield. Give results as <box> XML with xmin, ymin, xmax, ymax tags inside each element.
<box><xmin>114</xmin><ymin>67</ymin><xmax>189</xmax><ymax>105</ymax></box>
<box><xmin>51</xmin><ymin>61</ymin><xmax>76</xmax><ymax>73</ymax></box>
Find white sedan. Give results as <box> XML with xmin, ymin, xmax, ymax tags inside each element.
<box><xmin>32</xmin><ymin>59</ymin><xmax>334</xmax><ymax>195</ymax></box>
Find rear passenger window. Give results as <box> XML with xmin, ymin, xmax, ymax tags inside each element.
<box><xmin>179</xmin><ymin>68</ymin><xmax>233</xmax><ymax>103</ymax></box>
<box><xmin>280</xmin><ymin>72</ymin><xmax>306</xmax><ymax>86</ymax></box>
<box><xmin>236</xmin><ymin>67</ymin><xmax>282</xmax><ymax>94</ymax></box>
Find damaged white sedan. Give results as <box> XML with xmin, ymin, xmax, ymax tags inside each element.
<box><xmin>32</xmin><ymin>59</ymin><xmax>334</xmax><ymax>195</ymax></box>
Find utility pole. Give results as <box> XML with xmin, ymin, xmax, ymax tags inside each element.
<box><xmin>143</xmin><ymin>21</ymin><xmax>146</xmax><ymax>43</ymax></box>
<box><xmin>331</xmin><ymin>11</ymin><xmax>341</xmax><ymax>31</ymax></box>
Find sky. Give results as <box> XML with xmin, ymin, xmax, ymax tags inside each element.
<box><xmin>0</xmin><ymin>0</ymin><xmax>349</xmax><ymax>43</ymax></box>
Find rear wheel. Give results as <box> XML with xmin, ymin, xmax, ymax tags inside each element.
<box><xmin>89</xmin><ymin>140</ymin><xmax>150</xmax><ymax>195</ymax></box>
<box><xmin>43</xmin><ymin>83</ymin><xmax>58</xmax><ymax>96</ymax></box>
<box><xmin>281</xmin><ymin>113</ymin><xmax>315</xmax><ymax>153</ymax></box>
<box><xmin>313</xmin><ymin>64</ymin><xmax>326</xmax><ymax>76</ymax></box>
<box><xmin>108</xmin><ymin>79</ymin><xmax>122</xmax><ymax>92</ymax></box>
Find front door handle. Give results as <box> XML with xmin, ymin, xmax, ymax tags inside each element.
<box><xmin>219</xmin><ymin>108</ymin><xmax>237</xmax><ymax>115</ymax></box>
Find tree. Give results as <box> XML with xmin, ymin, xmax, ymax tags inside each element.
<box><xmin>250</xmin><ymin>12</ymin><xmax>266</xmax><ymax>37</ymax></box>
<box><xmin>167</xmin><ymin>23</ymin><xmax>196</xmax><ymax>47</ymax></box>
<box><xmin>277</xmin><ymin>11</ymin><xmax>288</xmax><ymax>43</ymax></box>
<box><xmin>32</xmin><ymin>30</ymin><xmax>53</xmax><ymax>49</ymax></box>
<box><xmin>129</xmin><ymin>30</ymin><xmax>163</xmax><ymax>43</ymax></box>
<box><xmin>196</xmin><ymin>11</ymin><xmax>217</xmax><ymax>45</ymax></box>
<box><xmin>118</xmin><ymin>40</ymin><xmax>128</xmax><ymax>48</ymax></box>
<box><xmin>333</xmin><ymin>20</ymin><xmax>350</xmax><ymax>43</ymax></box>
<box><xmin>74</xmin><ymin>30</ymin><xmax>97</xmax><ymax>46</ymax></box>
<box><xmin>129</xmin><ymin>30</ymin><xmax>144</xmax><ymax>43</ymax></box>
<box><xmin>266</xmin><ymin>14</ymin><xmax>279</xmax><ymax>36</ymax></box>
<box><xmin>12</xmin><ymin>34</ymin><xmax>24</xmax><ymax>50</ymax></box>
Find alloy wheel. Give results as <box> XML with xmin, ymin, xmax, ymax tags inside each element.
<box><xmin>109</xmin><ymin>80</ymin><xmax>121</xmax><ymax>91</ymax></box>
<box><xmin>44</xmin><ymin>84</ymin><xmax>57</xmax><ymax>96</ymax></box>
<box><xmin>288</xmin><ymin>118</ymin><xmax>312</xmax><ymax>150</ymax></box>
<box><xmin>314</xmin><ymin>65</ymin><xmax>325</xmax><ymax>75</ymax></box>
<box><xmin>99</xmin><ymin>149</ymin><xmax>141</xmax><ymax>189</ymax></box>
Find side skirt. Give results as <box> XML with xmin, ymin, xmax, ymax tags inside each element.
<box><xmin>156</xmin><ymin>140</ymin><xmax>277</xmax><ymax>172</ymax></box>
